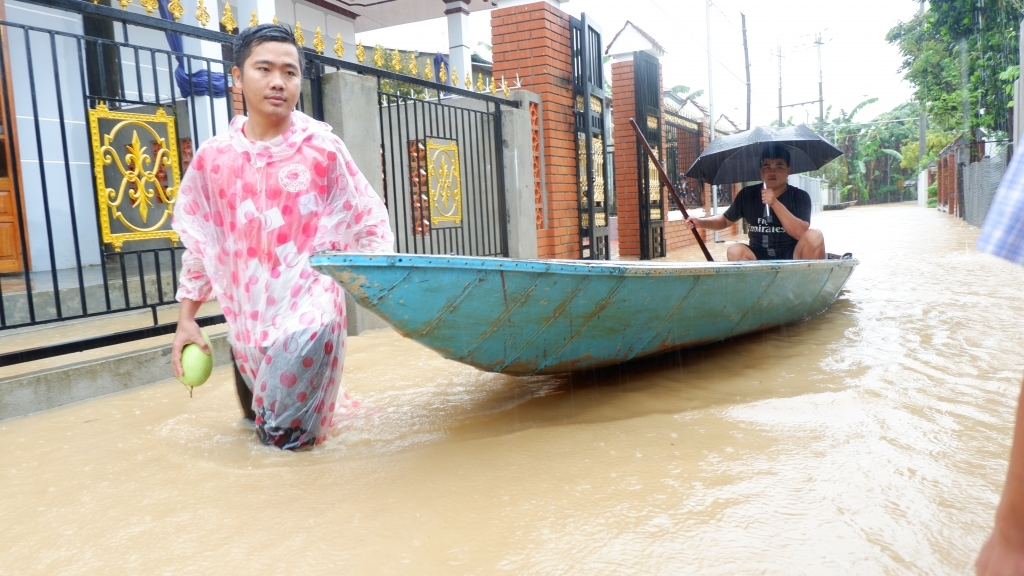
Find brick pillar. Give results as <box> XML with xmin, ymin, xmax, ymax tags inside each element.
<box><xmin>946</xmin><ymin>154</ymin><xmax>954</xmax><ymax>215</ymax></box>
<box><xmin>492</xmin><ymin>2</ymin><xmax>577</xmax><ymax>259</ymax></box>
<box><xmin>230</xmin><ymin>85</ymin><xmax>245</xmax><ymax>119</ymax></box>
<box><xmin>610</xmin><ymin>59</ymin><xmax>640</xmax><ymax>257</ymax></box>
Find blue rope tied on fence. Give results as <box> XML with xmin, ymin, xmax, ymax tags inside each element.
<box><xmin>157</xmin><ymin>0</ymin><xmax>226</xmax><ymax>99</ymax></box>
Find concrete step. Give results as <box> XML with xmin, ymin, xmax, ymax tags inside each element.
<box><xmin>0</xmin><ymin>302</ymin><xmax>231</xmax><ymax>421</ymax></box>
<box><xmin>0</xmin><ymin>293</ymin><xmax>390</xmax><ymax>421</ymax></box>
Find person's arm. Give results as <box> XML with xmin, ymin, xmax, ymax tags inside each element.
<box><xmin>169</xmin><ymin>148</ymin><xmax>215</xmax><ymax>377</ymax></box>
<box><xmin>763</xmin><ymin>187</ymin><xmax>810</xmax><ymax>240</ymax></box>
<box><xmin>685</xmin><ymin>214</ymin><xmax>732</xmax><ymax>231</ymax></box>
<box><xmin>976</xmin><ymin>379</ymin><xmax>1024</xmax><ymax>575</ymax></box>
<box><xmin>313</xmin><ymin>136</ymin><xmax>395</xmax><ymax>254</ymax></box>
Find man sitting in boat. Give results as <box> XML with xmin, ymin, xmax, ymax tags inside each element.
<box><xmin>684</xmin><ymin>144</ymin><xmax>826</xmax><ymax>260</ymax></box>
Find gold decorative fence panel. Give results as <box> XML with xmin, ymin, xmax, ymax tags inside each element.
<box><xmin>88</xmin><ymin>103</ymin><xmax>181</xmax><ymax>251</ymax></box>
<box><xmin>426</xmin><ymin>139</ymin><xmax>462</xmax><ymax>228</ymax></box>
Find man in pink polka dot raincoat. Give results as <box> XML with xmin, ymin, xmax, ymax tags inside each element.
<box><xmin>170</xmin><ymin>24</ymin><xmax>394</xmax><ymax>450</ymax></box>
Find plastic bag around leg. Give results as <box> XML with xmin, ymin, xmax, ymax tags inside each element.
<box><xmin>233</xmin><ymin>318</ymin><xmax>346</xmax><ymax>450</ymax></box>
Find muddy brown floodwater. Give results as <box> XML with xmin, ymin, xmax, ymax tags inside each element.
<box><xmin>2</xmin><ymin>203</ymin><xmax>1023</xmax><ymax>575</ymax></box>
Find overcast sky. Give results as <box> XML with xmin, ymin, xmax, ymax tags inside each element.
<box><xmin>357</xmin><ymin>0</ymin><xmax>923</xmax><ymax>128</ymax></box>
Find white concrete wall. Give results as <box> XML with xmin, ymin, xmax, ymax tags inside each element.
<box><xmin>917</xmin><ymin>169</ymin><xmax>929</xmax><ymax>206</ymax></box>
<box><xmin>788</xmin><ymin>174</ymin><xmax>823</xmax><ymax>213</ymax></box>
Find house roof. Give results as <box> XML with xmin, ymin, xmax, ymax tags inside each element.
<box><xmin>938</xmin><ymin>135</ymin><xmax>970</xmax><ymax>157</ymax></box>
<box><xmin>715</xmin><ymin>114</ymin><xmax>740</xmax><ymax>134</ymax></box>
<box><xmin>326</xmin><ymin>0</ymin><xmax>499</xmax><ymax>33</ymax></box>
<box><xmin>605</xmin><ymin>21</ymin><xmax>666</xmax><ymax>57</ymax></box>
<box><xmin>662</xmin><ymin>90</ymin><xmax>740</xmax><ymax>134</ymax></box>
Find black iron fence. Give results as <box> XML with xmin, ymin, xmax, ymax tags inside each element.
<box><xmin>367</xmin><ymin>67</ymin><xmax>510</xmax><ymax>257</ymax></box>
<box><xmin>0</xmin><ymin>0</ymin><xmax>516</xmax><ymax>365</ymax></box>
<box><xmin>0</xmin><ymin>0</ymin><xmax>237</xmax><ymax>365</ymax></box>
<box><xmin>716</xmin><ymin>186</ymin><xmax>733</xmax><ymax>207</ymax></box>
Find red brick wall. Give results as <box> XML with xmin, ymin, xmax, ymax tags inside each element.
<box><xmin>937</xmin><ymin>153</ymin><xmax>958</xmax><ymax>214</ymax></box>
<box><xmin>663</xmin><ymin>122</ymin><xmax>739</xmax><ymax>253</ymax></box>
<box><xmin>665</xmin><ymin>123</ymin><xmax>708</xmax><ymax>252</ymax></box>
<box><xmin>610</xmin><ymin>59</ymin><xmax>640</xmax><ymax>257</ymax></box>
<box><xmin>230</xmin><ymin>85</ymin><xmax>244</xmax><ymax>118</ymax></box>
<box><xmin>492</xmin><ymin>2</ymin><xmax>578</xmax><ymax>259</ymax></box>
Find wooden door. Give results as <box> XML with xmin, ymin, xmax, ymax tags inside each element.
<box><xmin>0</xmin><ymin>0</ymin><xmax>27</xmax><ymax>274</ymax></box>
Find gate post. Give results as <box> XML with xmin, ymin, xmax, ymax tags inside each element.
<box><xmin>321</xmin><ymin>71</ymin><xmax>385</xmax><ymax>202</ymax></box>
<box><xmin>321</xmin><ymin>70</ymin><xmax>390</xmax><ymax>335</ymax></box>
<box><xmin>502</xmin><ymin>92</ymin><xmax>541</xmax><ymax>259</ymax></box>
<box><xmin>491</xmin><ymin>2</ymin><xmax>579</xmax><ymax>259</ymax></box>
<box><xmin>608</xmin><ymin>27</ymin><xmax>666</xmax><ymax>259</ymax></box>
<box><xmin>610</xmin><ymin>57</ymin><xmax>640</xmax><ymax>258</ymax></box>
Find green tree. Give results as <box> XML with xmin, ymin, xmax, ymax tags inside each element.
<box><xmin>813</xmin><ymin>99</ymin><xmax>923</xmax><ymax>203</ymax></box>
<box><xmin>670</xmin><ymin>84</ymin><xmax>705</xmax><ymax>101</ymax></box>
<box><xmin>887</xmin><ymin>1</ymin><xmax>1020</xmax><ymax>135</ymax></box>
<box><xmin>899</xmin><ymin>130</ymin><xmax>957</xmax><ymax>170</ymax></box>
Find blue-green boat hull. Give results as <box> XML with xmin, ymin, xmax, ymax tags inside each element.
<box><xmin>311</xmin><ymin>254</ymin><xmax>858</xmax><ymax>375</ymax></box>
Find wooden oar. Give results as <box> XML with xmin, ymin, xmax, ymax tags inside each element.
<box><xmin>628</xmin><ymin>118</ymin><xmax>714</xmax><ymax>262</ymax></box>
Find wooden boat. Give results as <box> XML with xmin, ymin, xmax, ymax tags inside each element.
<box><xmin>311</xmin><ymin>254</ymin><xmax>858</xmax><ymax>376</ymax></box>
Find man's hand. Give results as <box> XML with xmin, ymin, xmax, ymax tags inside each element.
<box><xmin>173</xmin><ymin>298</ymin><xmax>208</xmax><ymax>378</ymax></box>
<box><xmin>761</xmin><ymin>187</ymin><xmax>777</xmax><ymax>207</ymax></box>
<box><xmin>685</xmin><ymin>216</ymin><xmax>701</xmax><ymax>230</ymax></box>
<box><xmin>976</xmin><ymin>524</ymin><xmax>1024</xmax><ymax>575</ymax></box>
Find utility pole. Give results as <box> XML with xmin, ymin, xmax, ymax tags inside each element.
<box><xmin>918</xmin><ymin>0</ymin><xmax>926</xmax><ymax>163</ymax></box>
<box><xmin>706</xmin><ymin>0</ymin><xmax>719</xmax><ymax>242</ymax></box>
<box><xmin>742</xmin><ymin>13</ymin><xmax>751</xmax><ymax>130</ymax></box>
<box><xmin>815</xmin><ymin>33</ymin><xmax>824</xmax><ymax>126</ymax></box>
<box><xmin>777</xmin><ymin>43</ymin><xmax>783</xmax><ymax>125</ymax></box>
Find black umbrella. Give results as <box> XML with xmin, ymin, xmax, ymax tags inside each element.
<box><xmin>684</xmin><ymin>125</ymin><xmax>842</xmax><ymax>185</ymax></box>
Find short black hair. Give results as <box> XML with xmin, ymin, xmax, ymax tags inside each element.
<box><xmin>760</xmin><ymin>144</ymin><xmax>791</xmax><ymax>166</ymax></box>
<box><xmin>233</xmin><ymin>23</ymin><xmax>304</xmax><ymax>74</ymax></box>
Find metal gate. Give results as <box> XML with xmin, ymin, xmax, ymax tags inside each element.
<box><xmin>570</xmin><ymin>15</ymin><xmax>610</xmax><ymax>260</ymax></box>
<box><xmin>634</xmin><ymin>50</ymin><xmax>665</xmax><ymax>260</ymax></box>
<box><xmin>377</xmin><ymin>85</ymin><xmax>509</xmax><ymax>257</ymax></box>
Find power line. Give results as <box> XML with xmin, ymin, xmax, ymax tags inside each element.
<box><xmin>644</xmin><ymin>0</ymin><xmax>748</xmax><ymax>87</ymax></box>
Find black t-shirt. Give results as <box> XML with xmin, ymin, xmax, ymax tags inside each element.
<box><xmin>722</xmin><ymin>184</ymin><xmax>812</xmax><ymax>259</ymax></box>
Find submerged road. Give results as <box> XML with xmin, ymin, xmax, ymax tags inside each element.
<box><xmin>1</xmin><ymin>203</ymin><xmax>1021</xmax><ymax>574</ymax></box>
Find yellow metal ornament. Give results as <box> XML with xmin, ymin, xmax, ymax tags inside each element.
<box><xmin>272</xmin><ymin>15</ymin><xmax>278</xmax><ymax>24</ymax></box>
<box><xmin>391</xmin><ymin>49</ymin><xmax>401</xmax><ymax>72</ymax></box>
<box><xmin>438</xmin><ymin>63</ymin><xmax>447</xmax><ymax>85</ymax></box>
<box><xmin>450</xmin><ymin>65</ymin><xmax>457</xmax><ymax>86</ymax></box>
<box><xmin>501</xmin><ymin>76</ymin><xmax>510</xmax><ymax>98</ymax></box>
<box><xmin>465</xmin><ymin>73</ymin><xmax>471</xmax><ymax>90</ymax></box>
<box><xmin>408</xmin><ymin>56</ymin><xmax>418</xmax><ymax>77</ymax></box>
<box><xmin>166</xmin><ymin>0</ymin><xmax>183</xmax><ymax>21</ymax></box>
<box><xmin>249</xmin><ymin>10</ymin><xmax>258</xmax><ymax>27</ymax></box>
<box><xmin>313</xmin><ymin>27</ymin><xmax>324</xmax><ymax>55</ymax></box>
<box><xmin>88</xmin><ymin>103</ymin><xmax>181</xmax><ymax>251</ymax></box>
<box><xmin>220</xmin><ymin>3</ymin><xmax>237</xmax><ymax>34</ymax></box>
<box><xmin>118</xmin><ymin>0</ymin><xmax>132</xmax><ymax>10</ymax></box>
<box><xmin>294</xmin><ymin>22</ymin><xmax>304</xmax><ymax>46</ymax></box>
<box><xmin>476</xmin><ymin>73</ymin><xmax>484</xmax><ymax>92</ymax></box>
<box><xmin>372</xmin><ymin>44</ymin><xmax>384</xmax><ymax>68</ymax></box>
<box><xmin>194</xmin><ymin>0</ymin><xmax>210</xmax><ymax>27</ymax></box>
<box><xmin>356</xmin><ymin>41</ymin><xmax>365</xmax><ymax>63</ymax></box>
<box><xmin>424</xmin><ymin>59</ymin><xmax>433</xmax><ymax>81</ymax></box>
<box><xmin>334</xmin><ymin>34</ymin><xmax>344</xmax><ymax>59</ymax></box>
<box><xmin>426</xmin><ymin>139</ymin><xmax>463</xmax><ymax>227</ymax></box>
<box><xmin>489</xmin><ymin>78</ymin><xmax>496</xmax><ymax>96</ymax></box>
<box><xmin>139</xmin><ymin>0</ymin><xmax>157</xmax><ymax>16</ymax></box>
